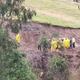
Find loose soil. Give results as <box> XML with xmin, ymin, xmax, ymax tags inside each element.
<box><xmin>12</xmin><ymin>22</ymin><xmax>80</xmax><ymax>80</ymax></box>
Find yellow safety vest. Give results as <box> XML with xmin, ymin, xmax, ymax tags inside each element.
<box><xmin>16</xmin><ymin>34</ymin><xmax>21</xmax><ymax>43</ymax></box>
<box><xmin>63</xmin><ymin>39</ymin><xmax>70</xmax><ymax>48</ymax></box>
<box><xmin>57</xmin><ymin>40</ymin><xmax>62</xmax><ymax>49</ymax></box>
<box><xmin>51</xmin><ymin>40</ymin><xmax>58</xmax><ymax>49</ymax></box>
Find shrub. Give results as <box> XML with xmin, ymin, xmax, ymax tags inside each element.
<box><xmin>46</xmin><ymin>56</ymin><xmax>69</xmax><ymax>80</ymax></box>
<box><xmin>0</xmin><ymin>50</ymin><xmax>37</xmax><ymax>80</ymax></box>
<box><xmin>52</xmin><ymin>32</ymin><xmax>59</xmax><ymax>38</ymax></box>
<box><xmin>38</xmin><ymin>37</ymin><xmax>48</xmax><ymax>52</ymax></box>
<box><xmin>11</xmin><ymin>22</ymin><xmax>20</xmax><ymax>33</ymax></box>
<box><xmin>0</xmin><ymin>28</ymin><xmax>37</xmax><ymax>80</ymax></box>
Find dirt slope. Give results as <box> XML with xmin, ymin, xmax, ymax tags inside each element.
<box><xmin>18</xmin><ymin>22</ymin><xmax>80</xmax><ymax>80</ymax></box>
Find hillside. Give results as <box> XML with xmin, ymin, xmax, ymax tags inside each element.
<box><xmin>24</xmin><ymin>0</ymin><xmax>80</xmax><ymax>28</ymax></box>
<box><xmin>1</xmin><ymin>0</ymin><xmax>80</xmax><ymax>80</ymax></box>
<box><xmin>18</xmin><ymin>22</ymin><xmax>80</xmax><ymax>80</ymax></box>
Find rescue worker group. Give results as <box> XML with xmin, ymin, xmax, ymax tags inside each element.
<box><xmin>15</xmin><ymin>33</ymin><xmax>76</xmax><ymax>52</ymax></box>
<box><xmin>38</xmin><ymin>37</ymin><xmax>76</xmax><ymax>52</ymax></box>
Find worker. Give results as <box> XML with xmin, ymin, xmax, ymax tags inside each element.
<box><xmin>38</xmin><ymin>37</ymin><xmax>42</xmax><ymax>51</ymax></box>
<box><xmin>57</xmin><ymin>39</ymin><xmax>64</xmax><ymax>50</ymax></box>
<box><xmin>51</xmin><ymin>38</ymin><xmax>58</xmax><ymax>52</ymax></box>
<box><xmin>16</xmin><ymin>33</ymin><xmax>21</xmax><ymax>43</ymax></box>
<box><xmin>38</xmin><ymin>43</ymin><xmax>42</xmax><ymax>51</ymax></box>
<box><xmin>63</xmin><ymin>38</ymin><xmax>70</xmax><ymax>48</ymax></box>
<box><xmin>72</xmin><ymin>38</ymin><xmax>76</xmax><ymax>48</ymax></box>
<box><xmin>70</xmin><ymin>38</ymin><xmax>73</xmax><ymax>48</ymax></box>
<box><xmin>47</xmin><ymin>39</ymin><xmax>51</xmax><ymax>51</ymax></box>
<box><xmin>38</xmin><ymin>37</ymin><xmax>48</xmax><ymax>52</ymax></box>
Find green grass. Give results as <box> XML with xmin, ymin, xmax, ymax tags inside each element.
<box><xmin>33</xmin><ymin>13</ymin><xmax>80</xmax><ymax>28</ymax></box>
<box><xmin>24</xmin><ymin>0</ymin><xmax>80</xmax><ymax>28</ymax></box>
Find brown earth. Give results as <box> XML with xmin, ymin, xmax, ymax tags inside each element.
<box><xmin>11</xmin><ymin>22</ymin><xmax>80</xmax><ymax>80</ymax></box>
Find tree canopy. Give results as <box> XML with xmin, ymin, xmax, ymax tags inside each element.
<box><xmin>0</xmin><ymin>28</ymin><xmax>37</xmax><ymax>80</ymax></box>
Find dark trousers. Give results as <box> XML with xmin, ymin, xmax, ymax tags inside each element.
<box><xmin>73</xmin><ymin>42</ymin><xmax>75</xmax><ymax>48</ymax></box>
<box><xmin>38</xmin><ymin>45</ymin><xmax>41</xmax><ymax>51</ymax></box>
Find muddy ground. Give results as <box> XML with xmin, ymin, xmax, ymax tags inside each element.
<box><xmin>10</xmin><ymin>22</ymin><xmax>80</xmax><ymax>80</ymax></box>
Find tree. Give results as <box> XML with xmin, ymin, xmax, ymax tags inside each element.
<box><xmin>6</xmin><ymin>0</ymin><xmax>36</xmax><ymax>22</ymax></box>
<box><xmin>0</xmin><ymin>28</ymin><xmax>37</xmax><ymax>80</ymax></box>
<box><xmin>0</xmin><ymin>0</ymin><xmax>36</xmax><ymax>32</ymax></box>
<box><xmin>0</xmin><ymin>3</ymin><xmax>8</xmax><ymax>25</ymax></box>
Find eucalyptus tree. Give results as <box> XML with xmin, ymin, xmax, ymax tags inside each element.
<box><xmin>0</xmin><ymin>0</ymin><xmax>36</xmax><ymax>32</ymax></box>
<box><xmin>0</xmin><ymin>27</ymin><xmax>37</xmax><ymax>80</ymax></box>
<box><xmin>0</xmin><ymin>2</ymin><xmax>8</xmax><ymax>25</ymax></box>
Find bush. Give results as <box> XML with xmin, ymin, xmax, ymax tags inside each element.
<box><xmin>11</xmin><ymin>22</ymin><xmax>20</xmax><ymax>34</ymax></box>
<box><xmin>38</xmin><ymin>37</ymin><xmax>48</xmax><ymax>52</ymax></box>
<box><xmin>52</xmin><ymin>32</ymin><xmax>59</xmax><ymax>38</ymax></box>
<box><xmin>0</xmin><ymin>28</ymin><xmax>17</xmax><ymax>49</ymax></box>
<box><xmin>0</xmin><ymin>28</ymin><xmax>37</xmax><ymax>80</ymax></box>
<box><xmin>46</xmin><ymin>56</ymin><xmax>69</xmax><ymax>80</ymax></box>
<box><xmin>0</xmin><ymin>50</ymin><xmax>37</xmax><ymax>80</ymax></box>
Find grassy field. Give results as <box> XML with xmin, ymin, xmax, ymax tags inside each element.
<box><xmin>24</xmin><ymin>0</ymin><xmax>80</xmax><ymax>28</ymax></box>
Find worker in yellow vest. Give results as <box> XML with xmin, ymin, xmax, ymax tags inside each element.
<box><xmin>57</xmin><ymin>39</ymin><xmax>64</xmax><ymax>49</ymax></box>
<box><xmin>51</xmin><ymin>38</ymin><xmax>58</xmax><ymax>52</ymax></box>
<box><xmin>16</xmin><ymin>33</ymin><xmax>21</xmax><ymax>43</ymax></box>
<box><xmin>63</xmin><ymin>38</ymin><xmax>70</xmax><ymax>48</ymax></box>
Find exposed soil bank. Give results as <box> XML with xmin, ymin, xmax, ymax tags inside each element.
<box><xmin>17</xmin><ymin>22</ymin><xmax>80</xmax><ymax>80</ymax></box>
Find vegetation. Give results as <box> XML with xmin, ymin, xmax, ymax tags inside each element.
<box><xmin>24</xmin><ymin>0</ymin><xmax>80</xmax><ymax>28</ymax></box>
<box><xmin>46</xmin><ymin>56</ymin><xmax>69</xmax><ymax>80</ymax></box>
<box><xmin>52</xmin><ymin>32</ymin><xmax>59</xmax><ymax>38</ymax></box>
<box><xmin>0</xmin><ymin>0</ymin><xmax>79</xmax><ymax>80</ymax></box>
<box><xmin>0</xmin><ymin>1</ymin><xmax>37</xmax><ymax>79</ymax></box>
<box><xmin>0</xmin><ymin>0</ymin><xmax>36</xmax><ymax>33</ymax></box>
<box><xmin>38</xmin><ymin>37</ymin><xmax>49</xmax><ymax>53</ymax></box>
<box><xmin>0</xmin><ymin>28</ymin><xmax>37</xmax><ymax>80</ymax></box>
<box><xmin>11</xmin><ymin>21</ymin><xmax>20</xmax><ymax>33</ymax></box>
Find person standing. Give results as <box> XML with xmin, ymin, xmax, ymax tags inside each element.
<box><xmin>70</xmin><ymin>38</ymin><xmax>73</xmax><ymax>48</ymax></box>
<box><xmin>51</xmin><ymin>38</ymin><xmax>58</xmax><ymax>52</ymax></box>
<box><xmin>63</xmin><ymin>38</ymin><xmax>70</xmax><ymax>49</ymax></box>
<box><xmin>72</xmin><ymin>38</ymin><xmax>76</xmax><ymax>48</ymax></box>
<box><xmin>16</xmin><ymin>33</ymin><xmax>21</xmax><ymax>43</ymax></box>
